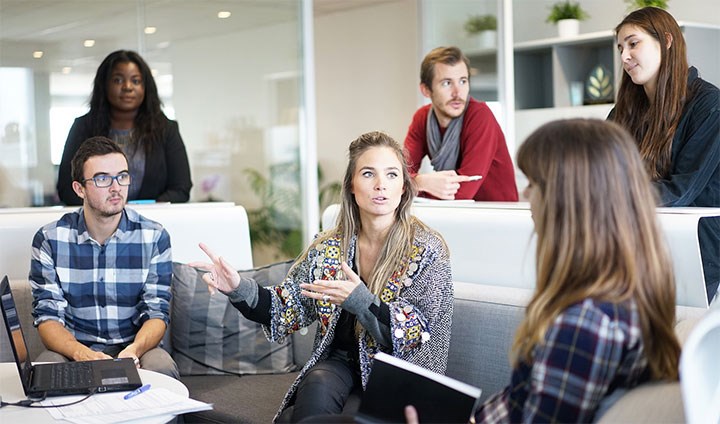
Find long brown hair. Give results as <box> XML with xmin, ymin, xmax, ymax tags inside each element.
<box><xmin>296</xmin><ymin>131</ymin><xmax>425</xmax><ymax>297</ymax></box>
<box><xmin>611</xmin><ymin>7</ymin><xmax>688</xmax><ymax>179</ymax></box>
<box><xmin>515</xmin><ymin>119</ymin><xmax>680</xmax><ymax>380</ymax></box>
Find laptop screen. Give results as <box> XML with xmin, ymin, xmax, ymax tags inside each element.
<box><xmin>0</xmin><ymin>276</ymin><xmax>34</xmax><ymax>390</ymax></box>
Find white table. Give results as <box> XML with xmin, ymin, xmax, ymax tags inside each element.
<box><xmin>0</xmin><ymin>362</ymin><xmax>189</xmax><ymax>423</ymax></box>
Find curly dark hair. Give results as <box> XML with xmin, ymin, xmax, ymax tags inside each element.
<box><xmin>89</xmin><ymin>50</ymin><xmax>167</xmax><ymax>154</ymax></box>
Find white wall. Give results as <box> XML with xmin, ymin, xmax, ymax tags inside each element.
<box><xmin>169</xmin><ymin>21</ymin><xmax>301</xmax><ymax>206</ymax></box>
<box><xmin>314</xmin><ymin>0</ymin><xmax>420</xmax><ymax>186</ymax></box>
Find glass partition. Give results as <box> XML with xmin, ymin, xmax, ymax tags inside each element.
<box><xmin>420</xmin><ymin>0</ymin><xmax>502</xmax><ymax>114</ymax></box>
<box><xmin>0</xmin><ymin>0</ymin><xmax>310</xmax><ymax>265</ymax></box>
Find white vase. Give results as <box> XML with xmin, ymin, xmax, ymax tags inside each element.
<box><xmin>557</xmin><ymin>19</ymin><xmax>579</xmax><ymax>38</ymax></box>
<box><xmin>474</xmin><ymin>30</ymin><xmax>497</xmax><ymax>49</ymax></box>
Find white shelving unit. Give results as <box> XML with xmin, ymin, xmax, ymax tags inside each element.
<box><xmin>512</xmin><ymin>22</ymin><xmax>720</xmax><ymax>147</ymax></box>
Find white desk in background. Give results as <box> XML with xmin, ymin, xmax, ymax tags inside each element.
<box><xmin>322</xmin><ymin>203</ymin><xmax>720</xmax><ymax>308</ymax></box>
<box><xmin>0</xmin><ymin>362</ymin><xmax>191</xmax><ymax>423</ymax></box>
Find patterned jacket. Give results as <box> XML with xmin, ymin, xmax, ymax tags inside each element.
<box><xmin>255</xmin><ymin>222</ymin><xmax>453</xmax><ymax>421</ymax></box>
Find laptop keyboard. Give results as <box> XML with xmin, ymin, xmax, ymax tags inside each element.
<box><xmin>49</xmin><ymin>361</ymin><xmax>94</xmax><ymax>389</ymax></box>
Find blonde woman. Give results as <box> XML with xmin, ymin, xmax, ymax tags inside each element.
<box><xmin>194</xmin><ymin>131</ymin><xmax>452</xmax><ymax>422</ymax></box>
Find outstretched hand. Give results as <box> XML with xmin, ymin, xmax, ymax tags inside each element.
<box><xmin>188</xmin><ymin>242</ymin><xmax>240</xmax><ymax>294</ymax></box>
<box><xmin>300</xmin><ymin>262</ymin><xmax>361</xmax><ymax>305</ymax></box>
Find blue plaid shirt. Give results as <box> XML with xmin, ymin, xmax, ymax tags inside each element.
<box><xmin>29</xmin><ymin>207</ymin><xmax>172</xmax><ymax>349</ymax></box>
<box><xmin>475</xmin><ymin>299</ymin><xmax>650</xmax><ymax>423</ymax></box>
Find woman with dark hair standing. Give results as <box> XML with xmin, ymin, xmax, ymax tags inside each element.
<box><xmin>57</xmin><ymin>50</ymin><xmax>192</xmax><ymax>205</ymax></box>
<box><xmin>609</xmin><ymin>7</ymin><xmax>720</xmax><ymax>302</ymax></box>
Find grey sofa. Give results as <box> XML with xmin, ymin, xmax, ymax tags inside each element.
<box><xmin>0</xmin><ymin>202</ymin><xmax>709</xmax><ymax>423</ymax></box>
<box><xmin>3</xmin><ymin>277</ymin><xmax>699</xmax><ymax>423</ymax></box>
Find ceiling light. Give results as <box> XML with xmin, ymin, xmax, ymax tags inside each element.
<box><xmin>33</xmin><ymin>51</ymin><xmax>43</xmax><ymax>59</ymax></box>
<box><xmin>217</xmin><ymin>11</ymin><xmax>231</xmax><ymax>19</ymax></box>
<box><xmin>83</xmin><ymin>39</ymin><xmax>95</xmax><ymax>47</ymax></box>
<box><xmin>156</xmin><ymin>41</ymin><xmax>171</xmax><ymax>49</ymax></box>
<box><xmin>151</xmin><ymin>69</ymin><xmax>159</xmax><ymax>77</ymax></box>
<box><xmin>62</xmin><ymin>67</ymin><xmax>72</xmax><ymax>74</ymax></box>
<box><xmin>144</xmin><ymin>26</ymin><xmax>157</xmax><ymax>34</ymax></box>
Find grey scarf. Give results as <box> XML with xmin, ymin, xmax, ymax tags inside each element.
<box><xmin>426</xmin><ymin>99</ymin><xmax>469</xmax><ymax>171</ymax></box>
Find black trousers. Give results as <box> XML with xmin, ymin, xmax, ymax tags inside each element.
<box><xmin>289</xmin><ymin>351</ymin><xmax>362</xmax><ymax>423</ymax></box>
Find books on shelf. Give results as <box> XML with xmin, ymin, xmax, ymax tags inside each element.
<box><xmin>357</xmin><ymin>352</ymin><xmax>481</xmax><ymax>424</ymax></box>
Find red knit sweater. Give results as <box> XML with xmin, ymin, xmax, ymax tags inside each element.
<box><xmin>403</xmin><ymin>98</ymin><xmax>518</xmax><ymax>201</ymax></box>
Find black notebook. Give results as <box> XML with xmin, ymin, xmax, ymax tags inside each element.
<box><xmin>0</xmin><ymin>275</ymin><xmax>142</xmax><ymax>398</ymax></box>
<box><xmin>357</xmin><ymin>352</ymin><xmax>482</xmax><ymax>423</ymax></box>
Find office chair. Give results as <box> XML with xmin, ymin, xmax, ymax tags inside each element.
<box><xmin>680</xmin><ymin>308</ymin><xmax>720</xmax><ymax>424</ymax></box>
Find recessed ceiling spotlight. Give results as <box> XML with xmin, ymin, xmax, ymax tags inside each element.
<box><xmin>83</xmin><ymin>39</ymin><xmax>95</xmax><ymax>47</ymax></box>
<box><xmin>144</xmin><ymin>26</ymin><xmax>157</xmax><ymax>34</ymax></box>
<box><xmin>156</xmin><ymin>41</ymin><xmax>171</xmax><ymax>49</ymax></box>
<box><xmin>217</xmin><ymin>11</ymin><xmax>231</xmax><ymax>19</ymax></box>
<box><xmin>62</xmin><ymin>67</ymin><xmax>72</xmax><ymax>74</ymax></box>
<box><xmin>33</xmin><ymin>51</ymin><xmax>44</xmax><ymax>59</ymax></box>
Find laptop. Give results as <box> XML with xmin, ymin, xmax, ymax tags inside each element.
<box><xmin>0</xmin><ymin>275</ymin><xmax>142</xmax><ymax>398</ymax></box>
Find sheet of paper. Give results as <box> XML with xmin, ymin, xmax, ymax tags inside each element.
<box><xmin>41</xmin><ymin>387</ymin><xmax>212</xmax><ymax>424</ymax></box>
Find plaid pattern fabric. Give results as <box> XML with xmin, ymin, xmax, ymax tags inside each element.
<box><xmin>29</xmin><ymin>207</ymin><xmax>172</xmax><ymax>349</ymax></box>
<box><xmin>476</xmin><ymin>299</ymin><xmax>649</xmax><ymax>423</ymax></box>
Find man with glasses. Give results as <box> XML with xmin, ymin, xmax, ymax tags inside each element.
<box><xmin>28</xmin><ymin>136</ymin><xmax>178</xmax><ymax>378</ymax></box>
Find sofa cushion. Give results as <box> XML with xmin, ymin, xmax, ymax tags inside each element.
<box><xmin>171</xmin><ymin>261</ymin><xmax>295</xmax><ymax>376</ymax></box>
<box><xmin>594</xmin><ymin>381</ymin><xmax>684</xmax><ymax>423</ymax></box>
<box><xmin>181</xmin><ymin>373</ymin><xmax>299</xmax><ymax>423</ymax></box>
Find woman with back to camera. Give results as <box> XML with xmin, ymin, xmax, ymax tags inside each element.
<box><xmin>408</xmin><ymin>119</ymin><xmax>681</xmax><ymax>423</ymax></box>
<box><xmin>57</xmin><ymin>50</ymin><xmax>192</xmax><ymax>205</ymax></box>
<box><xmin>609</xmin><ymin>7</ymin><xmax>720</xmax><ymax>302</ymax></box>
<box><xmin>193</xmin><ymin>131</ymin><xmax>453</xmax><ymax>423</ymax></box>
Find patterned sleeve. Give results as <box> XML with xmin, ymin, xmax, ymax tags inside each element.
<box><xmin>386</xmin><ymin>232</ymin><xmax>453</xmax><ymax>374</ymax></box>
<box><xmin>263</xmin><ymin>248</ymin><xmax>318</xmax><ymax>342</ymax></box>
<box><xmin>29</xmin><ymin>228</ymin><xmax>67</xmax><ymax>325</ymax></box>
<box><xmin>521</xmin><ymin>301</ymin><xmax>627</xmax><ymax>422</ymax></box>
<box><xmin>137</xmin><ymin>228</ymin><xmax>172</xmax><ymax>325</ymax></box>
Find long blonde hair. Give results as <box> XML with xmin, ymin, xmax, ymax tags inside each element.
<box><xmin>515</xmin><ymin>119</ymin><xmax>680</xmax><ymax>380</ymax></box>
<box><xmin>298</xmin><ymin>131</ymin><xmax>421</xmax><ymax>297</ymax></box>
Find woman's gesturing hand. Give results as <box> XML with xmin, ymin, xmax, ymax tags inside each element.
<box><xmin>300</xmin><ymin>262</ymin><xmax>361</xmax><ymax>305</ymax></box>
<box><xmin>188</xmin><ymin>242</ymin><xmax>241</xmax><ymax>294</ymax></box>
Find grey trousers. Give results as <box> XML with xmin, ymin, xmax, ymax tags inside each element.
<box><xmin>35</xmin><ymin>347</ymin><xmax>180</xmax><ymax>380</ymax></box>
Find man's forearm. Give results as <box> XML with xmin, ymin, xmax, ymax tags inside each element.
<box><xmin>128</xmin><ymin>318</ymin><xmax>167</xmax><ymax>357</ymax></box>
<box><xmin>37</xmin><ymin>320</ymin><xmax>104</xmax><ymax>361</ymax></box>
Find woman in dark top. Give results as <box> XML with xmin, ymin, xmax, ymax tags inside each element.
<box><xmin>608</xmin><ymin>7</ymin><xmax>720</xmax><ymax>302</ymax></box>
<box><xmin>57</xmin><ymin>50</ymin><xmax>192</xmax><ymax>205</ymax></box>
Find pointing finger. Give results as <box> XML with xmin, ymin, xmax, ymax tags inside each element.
<box><xmin>198</xmin><ymin>242</ymin><xmax>220</xmax><ymax>263</ymax></box>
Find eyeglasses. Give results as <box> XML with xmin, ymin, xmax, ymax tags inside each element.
<box><xmin>81</xmin><ymin>173</ymin><xmax>132</xmax><ymax>188</ymax></box>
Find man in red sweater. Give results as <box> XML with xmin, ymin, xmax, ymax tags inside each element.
<box><xmin>404</xmin><ymin>46</ymin><xmax>518</xmax><ymax>201</ymax></box>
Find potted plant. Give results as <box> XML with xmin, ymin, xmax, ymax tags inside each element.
<box><xmin>464</xmin><ymin>14</ymin><xmax>498</xmax><ymax>49</ymax></box>
<box><xmin>546</xmin><ymin>1</ymin><xmax>589</xmax><ymax>38</ymax></box>
<box><xmin>624</xmin><ymin>0</ymin><xmax>669</xmax><ymax>10</ymax></box>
